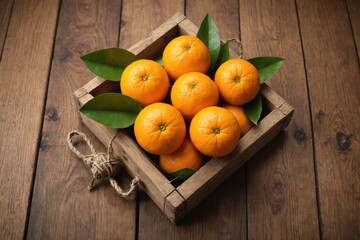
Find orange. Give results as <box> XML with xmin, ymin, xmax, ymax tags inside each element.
<box><xmin>159</xmin><ymin>137</ymin><xmax>204</xmax><ymax>174</ymax></box>
<box><xmin>120</xmin><ymin>59</ymin><xmax>169</xmax><ymax>107</ymax></box>
<box><xmin>162</xmin><ymin>35</ymin><xmax>210</xmax><ymax>81</ymax></box>
<box><xmin>189</xmin><ymin>106</ymin><xmax>240</xmax><ymax>157</ymax></box>
<box><xmin>223</xmin><ymin>104</ymin><xmax>254</xmax><ymax>137</ymax></box>
<box><xmin>214</xmin><ymin>59</ymin><xmax>260</xmax><ymax>105</ymax></box>
<box><xmin>170</xmin><ymin>72</ymin><xmax>219</xmax><ymax>121</ymax></box>
<box><xmin>134</xmin><ymin>103</ymin><xmax>186</xmax><ymax>155</ymax></box>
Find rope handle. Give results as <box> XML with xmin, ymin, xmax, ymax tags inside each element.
<box><xmin>67</xmin><ymin>130</ymin><xmax>140</xmax><ymax>199</ymax></box>
<box><xmin>225</xmin><ymin>38</ymin><xmax>243</xmax><ymax>59</ymax></box>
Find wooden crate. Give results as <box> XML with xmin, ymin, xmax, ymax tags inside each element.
<box><xmin>74</xmin><ymin>12</ymin><xmax>294</xmax><ymax>224</ymax></box>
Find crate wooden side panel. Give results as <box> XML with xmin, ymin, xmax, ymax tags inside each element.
<box><xmin>163</xmin><ymin>190</ymin><xmax>186</xmax><ymax>223</ymax></box>
<box><xmin>261</xmin><ymin>84</ymin><xmax>286</xmax><ymax>109</ymax></box>
<box><xmin>76</xmin><ymin>93</ymin><xmax>175</xmax><ymax>213</ymax></box>
<box><xmin>178</xmin><ymin>18</ymin><xmax>198</xmax><ymax>36</ymax></box>
<box><xmin>74</xmin><ymin>77</ymin><xmax>119</xmax><ymax>99</ymax></box>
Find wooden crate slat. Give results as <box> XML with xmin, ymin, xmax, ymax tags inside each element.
<box><xmin>261</xmin><ymin>84</ymin><xmax>286</xmax><ymax>109</ymax></box>
<box><xmin>178</xmin><ymin>18</ymin><xmax>198</xmax><ymax>36</ymax></box>
<box><xmin>163</xmin><ymin>190</ymin><xmax>186</xmax><ymax>223</ymax></box>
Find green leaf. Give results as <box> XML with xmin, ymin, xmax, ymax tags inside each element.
<box><xmin>215</xmin><ymin>40</ymin><xmax>230</xmax><ymax>69</ymax></box>
<box><xmin>155</xmin><ymin>55</ymin><xmax>163</xmax><ymax>66</ymax></box>
<box><xmin>197</xmin><ymin>14</ymin><xmax>221</xmax><ymax>72</ymax></box>
<box><xmin>80</xmin><ymin>93</ymin><xmax>142</xmax><ymax>128</ymax></box>
<box><xmin>81</xmin><ymin>48</ymin><xmax>139</xmax><ymax>81</ymax></box>
<box><xmin>166</xmin><ymin>168</ymin><xmax>196</xmax><ymax>183</ymax></box>
<box><xmin>247</xmin><ymin>57</ymin><xmax>285</xmax><ymax>84</ymax></box>
<box><xmin>243</xmin><ymin>93</ymin><xmax>262</xmax><ymax>125</ymax></box>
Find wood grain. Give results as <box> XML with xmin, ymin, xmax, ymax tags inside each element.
<box><xmin>297</xmin><ymin>0</ymin><xmax>360</xmax><ymax>238</ymax></box>
<box><xmin>138</xmin><ymin>172</ymin><xmax>247</xmax><ymax>238</ymax></box>
<box><xmin>26</xmin><ymin>0</ymin><xmax>137</xmax><ymax>239</ymax></box>
<box><xmin>240</xmin><ymin>0</ymin><xmax>320</xmax><ymax>238</ymax></box>
<box><xmin>187</xmin><ymin>0</ymin><xmax>241</xmax><ymax>54</ymax></box>
<box><xmin>346</xmin><ymin>0</ymin><xmax>360</xmax><ymax>59</ymax></box>
<box><xmin>120</xmin><ymin>0</ymin><xmax>184</xmax><ymax>49</ymax></box>
<box><xmin>0</xmin><ymin>0</ymin><xmax>59</xmax><ymax>238</ymax></box>
<box><xmin>0</xmin><ymin>0</ymin><xmax>14</xmax><ymax>59</ymax></box>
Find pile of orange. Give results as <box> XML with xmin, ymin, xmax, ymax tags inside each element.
<box><xmin>120</xmin><ymin>35</ymin><xmax>260</xmax><ymax>176</ymax></box>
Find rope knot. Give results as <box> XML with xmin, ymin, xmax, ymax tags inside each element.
<box><xmin>87</xmin><ymin>153</ymin><xmax>120</xmax><ymax>180</ymax></box>
<box><xmin>67</xmin><ymin>130</ymin><xmax>139</xmax><ymax>199</ymax></box>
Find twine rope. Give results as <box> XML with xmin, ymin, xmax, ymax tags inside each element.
<box><xmin>67</xmin><ymin>130</ymin><xmax>139</xmax><ymax>199</ymax></box>
<box><xmin>227</xmin><ymin>38</ymin><xmax>243</xmax><ymax>59</ymax></box>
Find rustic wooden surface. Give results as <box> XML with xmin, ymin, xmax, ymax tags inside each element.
<box><xmin>0</xmin><ymin>0</ymin><xmax>359</xmax><ymax>239</ymax></box>
<box><xmin>0</xmin><ymin>0</ymin><xmax>14</xmax><ymax>59</ymax></box>
<box><xmin>0</xmin><ymin>0</ymin><xmax>59</xmax><ymax>239</ymax></box>
<box><xmin>241</xmin><ymin>0</ymin><xmax>320</xmax><ymax>239</ymax></box>
<box><xmin>298</xmin><ymin>0</ymin><xmax>360</xmax><ymax>239</ymax></box>
<box><xmin>27</xmin><ymin>0</ymin><xmax>136</xmax><ymax>239</ymax></box>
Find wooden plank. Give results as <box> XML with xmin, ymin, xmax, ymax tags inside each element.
<box><xmin>297</xmin><ymin>0</ymin><xmax>360</xmax><ymax>238</ymax></box>
<box><xmin>163</xmin><ymin>190</ymin><xmax>186</xmax><ymax>223</ymax></box>
<box><xmin>138</xmin><ymin>170</ymin><xmax>248</xmax><ymax>237</ymax></box>
<box><xmin>120</xmin><ymin>0</ymin><xmax>185</xmax><ymax>49</ymax></box>
<box><xmin>178</xmin><ymin>19</ymin><xmax>198</xmax><ymax>36</ymax></box>
<box><xmin>0</xmin><ymin>0</ymin><xmax>14</xmax><ymax>59</ymax></box>
<box><xmin>346</xmin><ymin>0</ymin><xmax>360</xmax><ymax>58</ymax></box>
<box><xmin>187</xmin><ymin>1</ymin><xmax>242</xmax><ymax>55</ymax></box>
<box><xmin>240</xmin><ymin>0</ymin><xmax>320</xmax><ymax>239</ymax></box>
<box><xmin>26</xmin><ymin>0</ymin><xmax>137</xmax><ymax>239</ymax></box>
<box><xmin>0</xmin><ymin>0</ymin><xmax>59</xmax><ymax>238</ymax></box>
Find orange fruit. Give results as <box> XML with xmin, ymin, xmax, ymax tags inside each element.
<box><xmin>163</xmin><ymin>35</ymin><xmax>210</xmax><ymax>81</ymax></box>
<box><xmin>159</xmin><ymin>137</ymin><xmax>204</xmax><ymax>174</ymax></box>
<box><xmin>189</xmin><ymin>106</ymin><xmax>241</xmax><ymax>157</ymax></box>
<box><xmin>170</xmin><ymin>72</ymin><xmax>219</xmax><ymax>121</ymax></box>
<box><xmin>120</xmin><ymin>59</ymin><xmax>169</xmax><ymax>107</ymax></box>
<box><xmin>223</xmin><ymin>104</ymin><xmax>254</xmax><ymax>137</ymax></box>
<box><xmin>134</xmin><ymin>103</ymin><xmax>186</xmax><ymax>155</ymax></box>
<box><xmin>214</xmin><ymin>58</ymin><xmax>260</xmax><ymax>105</ymax></box>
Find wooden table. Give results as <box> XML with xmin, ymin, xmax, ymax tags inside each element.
<box><xmin>0</xmin><ymin>0</ymin><xmax>359</xmax><ymax>239</ymax></box>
